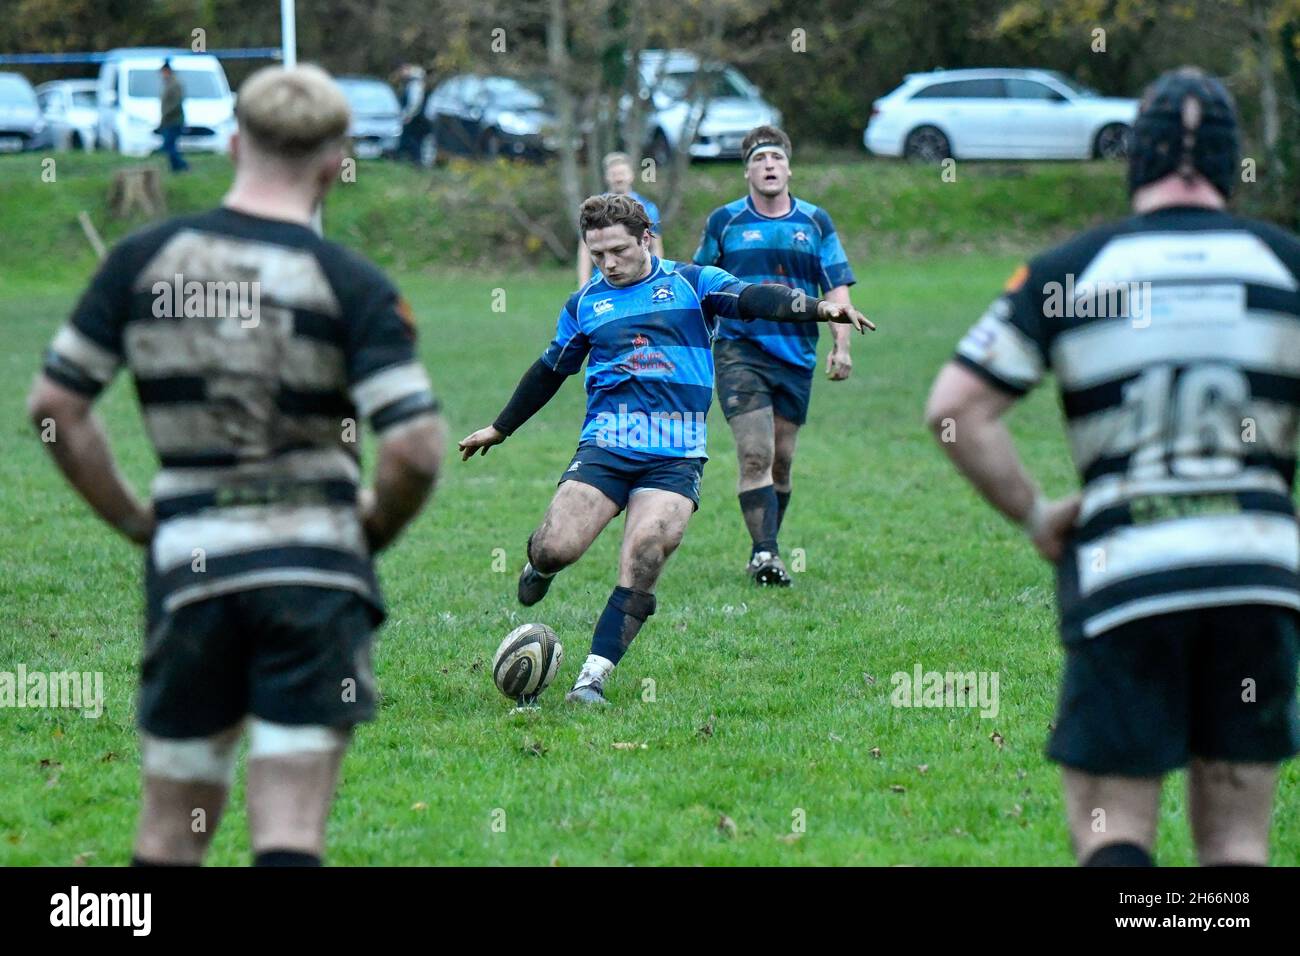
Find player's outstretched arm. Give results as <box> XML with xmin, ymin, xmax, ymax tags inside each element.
<box><xmin>736</xmin><ymin>284</ymin><xmax>874</xmax><ymax>332</ymax></box>
<box><xmin>459</xmin><ymin>358</ymin><xmax>569</xmax><ymax>461</ymax></box>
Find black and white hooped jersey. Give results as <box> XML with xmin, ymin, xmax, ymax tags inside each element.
<box><xmin>42</xmin><ymin>207</ymin><xmax>439</xmax><ymax>621</ymax></box>
<box><xmin>955</xmin><ymin>205</ymin><xmax>1300</xmax><ymax>642</ymax></box>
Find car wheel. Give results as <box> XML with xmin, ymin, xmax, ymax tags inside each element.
<box><xmin>70</xmin><ymin>131</ymin><xmax>83</xmax><ymax>150</ymax></box>
<box><xmin>481</xmin><ymin>130</ymin><xmax>503</xmax><ymax>158</ymax></box>
<box><xmin>649</xmin><ymin>130</ymin><xmax>672</xmax><ymax>169</ymax></box>
<box><xmin>419</xmin><ymin>132</ymin><xmax>438</xmax><ymax>168</ymax></box>
<box><xmin>1093</xmin><ymin>123</ymin><xmax>1130</xmax><ymax>160</ymax></box>
<box><xmin>903</xmin><ymin>125</ymin><xmax>951</xmax><ymax>163</ymax></box>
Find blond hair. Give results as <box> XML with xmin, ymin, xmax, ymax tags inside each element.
<box><xmin>235</xmin><ymin>64</ymin><xmax>351</xmax><ymax>159</ymax></box>
<box><xmin>602</xmin><ymin>151</ymin><xmax>633</xmax><ymax>171</ymax></box>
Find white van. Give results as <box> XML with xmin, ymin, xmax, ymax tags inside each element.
<box><xmin>96</xmin><ymin>48</ymin><xmax>235</xmax><ymax>156</ymax></box>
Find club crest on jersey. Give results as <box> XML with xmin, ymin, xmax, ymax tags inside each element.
<box><xmin>792</xmin><ymin>229</ymin><xmax>810</xmax><ymax>245</ymax></box>
<box><xmin>592</xmin><ymin>297</ymin><xmax>614</xmax><ymax>316</ymax></box>
<box><xmin>651</xmin><ymin>283</ymin><xmax>674</xmax><ymax>303</ymax></box>
<box><xmin>742</xmin><ymin>229</ymin><xmax>763</xmax><ymax>242</ymax></box>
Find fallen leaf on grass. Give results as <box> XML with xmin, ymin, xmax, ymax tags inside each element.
<box><xmin>697</xmin><ymin>715</ymin><xmax>715</xmax><ymax>738</ymax></box>
<box><xmin>828</xmin><ymin>732</ymin><xmax>843</xmax><ymax>742</ymax></box>
<box><xmin>523</xmin><ymin>740</ymin><xmax>547</xmax><ymax>757</ymax></box>
<box><xmin>863</xmin><ymin>673</ymin><xmax>876</xmax><ymax>686</ymax></box>
<box><xmin>612</xmin><ymin>742</ymin><xmax>647</xmax><ymax>751</ymax></box>
<box><xmin>411</xmin><ymin>802</ymin><xmax>428</xmax><ymax>812</ymax></box>
<box><xmin>990</xmin><ymin>731</ymin><xmax>1004</xmax><ymax>750</ymax></box>
<box><xmin>777</xmin><ymin>832</ymin><xmax>803</xmax><ymax>844</ymax></box>
<box><xmin>869</xmin><ymin>747</ymin><xmax>882</xmax><ymax>759</ymax></box>
<box><xmin>890</xmin><ymin>784</ymin><xmax>906</xmax><ymax>794</ymax></box>
<box><xmin>916</xmin><ymin>764</ymin><xmax>929</xmax><ymax>775</ymax></box>
<box><xmin>717</xmin><ymin>814</ymin><xmax>737</xmax><ymax>838</ymax></box>
<box><xmin>73</xmin><ymin>851</ymin><xmax>95</xmax><ymax>866</ymax></box>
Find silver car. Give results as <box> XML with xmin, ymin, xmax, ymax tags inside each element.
<box><xmin>0</xmin><ymin>72</ymin><xmax>51</xmax><ymax>153</ymax></box>
<box><xmin>633</xmin><ymin>50</ymin><xmax>781</xmax><ymax>166</ymax></box>
<box><xmin>337</xmin><ymin>76</ymin><xmax>402</xmax><ymax>159</ymax></box>
<box><xmin>36</xmin><ymin>79</ymin><xmax>98</xmax><ymax>151</ymax></box>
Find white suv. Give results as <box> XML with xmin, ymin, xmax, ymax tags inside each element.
<box><xmin>96</xmin><ymin>48</ymin><xmax>236</xmax><ymax>156</ymax></box>
<box><xmin>864</xmin><ymin>68</ymin><xmax>1137</xmax><ymax>162</ymax></box>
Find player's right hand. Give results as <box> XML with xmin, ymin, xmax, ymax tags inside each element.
<box><xmin>458</xmin><ymin>425</ymin><xmax>506</xmax><ymax>460</ymax></box>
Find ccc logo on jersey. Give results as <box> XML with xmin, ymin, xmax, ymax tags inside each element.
<box><xmin>651</xmin><ymin>283</ymin><xmax>675</xmax><ymax>303</ymax></box>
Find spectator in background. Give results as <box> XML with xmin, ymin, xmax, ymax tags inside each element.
<box><xmin>156</xmin><ymin>61</ymin><xmax>188</xmax><ymax>173</ymax></box>
<box><xmin>576</xmin><ymin>151</ymin><xmax>663</xmax><ymax>286</ymax></box>
<box><xmin>397</xmin><ymin>64</ymin><xmax>430</xmax><ymax>165</ymax></box>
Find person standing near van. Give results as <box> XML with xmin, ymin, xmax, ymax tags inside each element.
<box><xmin>157</xmin><ymin>61</ymin><xmax>188</xmax><ymax>173</ymax></box>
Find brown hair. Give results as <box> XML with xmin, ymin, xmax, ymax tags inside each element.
<box><xmin>741</xmin><ymin>125</ymin><xmax>792</xmax><ymax>160</ymax></box>
<box><xmin>235</xmin><ymin>64</ymin><xmax>351</xmax><ymax>158</ymax></box>
<box><xmin>579</xmin><ymin>193</ymin><xmax>652</xmax><ymax>238</ymax></box>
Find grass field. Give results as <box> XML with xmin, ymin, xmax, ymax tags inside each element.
<box><xmin>1</xmin><ymin>157</ymin><xmax>1298</xmax><ymax>866</ymax></box>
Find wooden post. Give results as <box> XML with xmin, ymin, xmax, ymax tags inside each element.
<box><xmin>107</xmin><ymin>166</ymin><xmax>166</xmax><ymax>219</ymax></box>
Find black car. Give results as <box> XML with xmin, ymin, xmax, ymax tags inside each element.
<box><xmin>420</xmin><ymin>74</ymin><xmax>557</xmax><ymax>165</ymax></box>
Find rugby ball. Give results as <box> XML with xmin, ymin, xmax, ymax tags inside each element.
<box><xmin>492</xmin><ymin>623</ymin><xmax>563</xmax><ymax>703</ymax></box>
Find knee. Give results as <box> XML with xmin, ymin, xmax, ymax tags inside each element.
<box><xmin>136</xmin><ymin>729</ymin><xmax>240</xmax><ymax>862</ymax></box>
<box><xmin>771</xmin><ymin>457</ymin><xmax>792</xmax><ymax>489</ymax></box>
<box><xmin>627</xmin><ymin>545</ymin><xmax>667</xmax><ymax>590</ymax></box>
<box><xmin>737</xmin><ymin>446</ymin><xmax>773</xmax><ymax>481</ymax></box>
<box><xmin>528</xmin><ymin>530</ymin><xmax>579</xmax><ymax>574</ymax></box>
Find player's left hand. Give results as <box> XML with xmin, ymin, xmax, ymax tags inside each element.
<box><xmin>458</xmin><ymin>425</ymin><xmax>506</xmax><ymax>460</ymax></box>
<box><xmin>817</xmin><ymin>300</ymin><xmax>875</xmax><ymax>333</ymax></box>
<box><xmin>826</xmin><ymin>347</ymin><xmax>852</xmax><ymax>381</ymax></box>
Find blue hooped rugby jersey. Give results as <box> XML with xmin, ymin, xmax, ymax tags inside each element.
<box><xmin>693</xmin><ymin>195</ymin><xmax>855</xmax><ymax>370</ymax></box>
<box><xmin>542</xmin><ymin>257</ymin><xmax>749</xmax><ymax>461</ymax></box>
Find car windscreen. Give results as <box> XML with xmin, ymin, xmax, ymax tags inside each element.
<box><xmin>127</xmin><ymin>69</ymin><xmax>225</xmax><ymax>99</ymax></box>
<box><xmin>482</xmin><ymin>78</ymin><xmax>544</xmax><ymax>110</ymax></box>
<box><xmin>0</xmin><ymin>75</ymin><xmax>37</xmax><ymax>106</ymax></box>
<box><xmin>658</xmin><ymin>70</ymin><xmax>747</xmax><ymax>101</ymax></box>
<box><xmin>343</xmin><ymin>82</ymin><xmax>399</xmax><ymax>114</ymax></box>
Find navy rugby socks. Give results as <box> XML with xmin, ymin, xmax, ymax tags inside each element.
<box><xmin>739</xmin><ymin>485</ymin><xmax>780</xmax><ymax>556</ymax></box>
<box><xmin>589</xmin><ymin>586</ymin><xmax>656</xmax><ymax>666</ymax></box>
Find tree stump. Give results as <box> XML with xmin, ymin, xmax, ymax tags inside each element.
<box><xmin>108</xmin><ymin>166</ymin><xmax>166</xmax><ymax>219</ymax></box>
